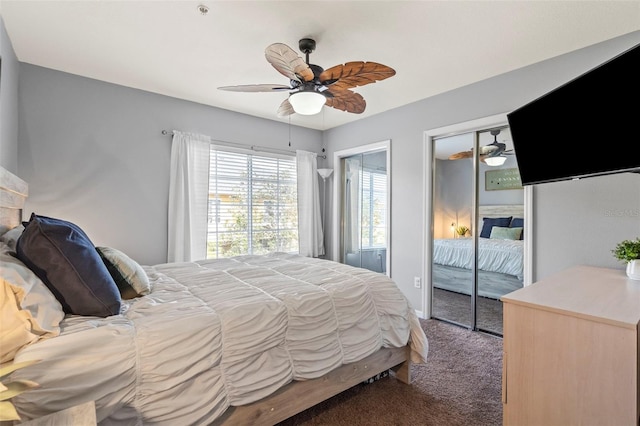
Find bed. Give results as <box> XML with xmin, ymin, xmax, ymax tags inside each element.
<box><xmin>0</xmin><ymin>166</ymin><xmax>428</xmax><ymax>425</ymax></box>
<box><xmin>432</xmin><ymin>205</ymin><xmax>524</xmax><ymax>300</ymax></box>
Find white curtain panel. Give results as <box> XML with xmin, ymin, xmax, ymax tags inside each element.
<box><xmin>344</xmin><ymin>156</ymin><xmax>362</xmax><ymax>254</ymax></box>
<box><xmin>296</xmin><ymin>150</ymin><xmax>324</xmax><ymax>257</ymax></box>
<box><xmin>167</xmin><ymin>131</ymin><xmax>211</xmax><ymax>262</ymax></box>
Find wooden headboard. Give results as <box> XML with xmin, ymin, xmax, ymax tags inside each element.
<box><xmin>0</xmin><ymin>166</ymin><xmax>28</xmax><ymax>234</ymax></box>
<box><xmin>476</xmin><ymin>205</ymin><xmax>523</xmax><ymax>236</ymax></box>
<box><xmin>479</xmin><ymin>204</ymin><xmax>524</xmax><ymax>220</ymax></box>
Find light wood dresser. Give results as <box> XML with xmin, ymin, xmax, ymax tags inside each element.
<box><xmin>501</xmin><ymin>265</ymin><xmax>640</xmax><ymax>426</ymax></box>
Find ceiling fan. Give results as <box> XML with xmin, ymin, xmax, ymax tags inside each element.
<box><xmin>448</xmin><ymin>129</ymin><xmax>514</xmax><ymax>166</ymax></box>
<box><xmin>217</xmin><ymin>38</ymin><xmax>396</xmax><ymax>117</ymax></box>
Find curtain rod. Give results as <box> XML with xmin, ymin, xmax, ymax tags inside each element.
<box><xmin>161</xmin><ymin>130</ymin><xmax>326</xmax><ymax>159</ymax></box>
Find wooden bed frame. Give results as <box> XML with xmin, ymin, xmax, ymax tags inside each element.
<box><xmin>0</xmin><ymin>165</ymin><xmax>412</xmax><ymax>425</ymax></box>
<box><xmin>214</xmin><ymin>346</ymin><xmax>410</xmax><ymax>425</ymax></box>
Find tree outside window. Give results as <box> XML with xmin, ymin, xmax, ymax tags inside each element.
<box><xmin>206</xmin><ymin>149</ymin><xmax>298</xmax><ymax>259</ymax></box>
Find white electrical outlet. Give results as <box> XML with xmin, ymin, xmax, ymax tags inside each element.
<box><xmin>414</xmin><ymin>277</ymin><xmax>421</xmax><ymax>288</ymax></box>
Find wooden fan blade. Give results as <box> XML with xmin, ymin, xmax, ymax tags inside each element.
<box><xmin>325</xmin><ymin>89</ymin><xmax>365</xmax><ymax>114</ymax></box>
<box><xmin>265</xmin><ymin>43</ymin><xmax>315</xmax><ymax>82</ymax></box>
<box><xmin>449</xmin><ymin>151</ymin><xmax>473</xmax><ymax>160</ymax></box>
<box><xmin>218</xmin><ymin>84</ymin><xmax>293</xmax><ymax>92</ymax></box>
<box><xmin>319</xmin><ymin>62</ymin><xmax>396</xmax><ymax>91</ymax></box>
<box><xmin>277</xmin><ymin>98</ymin><xmax>295</xmax><ymax>117</ymax></box>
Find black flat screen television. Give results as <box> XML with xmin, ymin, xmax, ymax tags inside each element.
<box><xmin>507</xmin><ymin>41</ymin><xmax>640</xmax><ymax>185</ymax></box>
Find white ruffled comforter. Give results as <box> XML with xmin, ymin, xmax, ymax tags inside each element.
<box><xmin>433</xmin><ymin>237</ymin><xmax>524</xmax><ymax>279</ymax></box>
<box><xmin>13</xmin><ymin>253</ymin><xmax>428</xmax><ymax>425</ymax></box>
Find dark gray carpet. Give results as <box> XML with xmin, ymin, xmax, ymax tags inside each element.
<box><xmin>278</xmin><ymin>319</ymin><xmax>503</xmax><ymax>426</ymax></box>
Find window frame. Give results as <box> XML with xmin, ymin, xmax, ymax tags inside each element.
<box><xmin>206</xmin><ymin>145</ymin><xmax>298</xmax><ymax>259</ymax></box>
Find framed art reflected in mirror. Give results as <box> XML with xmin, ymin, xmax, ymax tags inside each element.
<box><xmin>485</xmin><ymin>168</ymin><xmax>523</xmax><ymax>191</ymax></box>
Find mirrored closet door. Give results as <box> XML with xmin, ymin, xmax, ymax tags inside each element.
<box><xmin>432</xmin><ymin>132</ymin><xmax>474</xmax><ymax>327</ymax></box>
<box><xmin>431</xmin><ymin>125</ymin><xmax>525</xmax><ymax>336</ymax></box>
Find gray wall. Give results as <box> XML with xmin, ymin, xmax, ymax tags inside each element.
<box><xmin>432</xmin><ymin>155</ymin><xmax>523</xmax><ymax>239</ymax></box>
<box><xmin>534</xmin><ymin>173</ymin><xmax>640</xmax><ymax>279</ymax></box>
<box><xmin>323</xmin><ymin>31</ymin><xmax>640</xmax><ymax>311</ymax></box>
<box><xmin>10</xmin><ymin>28</ymin><xmax>640</xmax><ymax>313</ymax></box>
<box><xmin>0</xmin><ymin>16</ymin><xmax>19</xmax><ymax>173</ymax></box>
<box><xmin>17</xmin><ymin>65</ymin><xmax>322</xmax><ymax>265</ymax></box>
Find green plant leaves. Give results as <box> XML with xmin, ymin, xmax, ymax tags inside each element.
<box><xmin>612</xmin><ymin>237</ymin><xmax>640</xmax><ymax>263</ymax></box>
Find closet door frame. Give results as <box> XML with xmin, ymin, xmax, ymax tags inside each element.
<box><xmin>332</xmin><ymin>140</ymin><xmax>391</xmax><ymax>276</ymax></box>
<box><xmin>422</xmin><ymin>113</ymin><xmax>533</xmax><ymax>322</ymax></box>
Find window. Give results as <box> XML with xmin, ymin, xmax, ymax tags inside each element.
<box><xmin>206</xmin><ymin>148</ymin><xmax>298</xmax><ymax>259</ymax></box>
<box><xmin>361</xmin><ymin>168</ymin><xmax>387</xmax><ymax>249</ymax></box>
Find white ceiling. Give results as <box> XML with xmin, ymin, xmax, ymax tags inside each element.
<box><xmin>1</xmin><ymin>1</ymin><xmax>639</xmax><ymax>131</ymax></box>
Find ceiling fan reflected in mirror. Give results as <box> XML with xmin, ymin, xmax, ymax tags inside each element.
<box><xmin>448</xmin><ymin>128</ymin><xmax>514</xmax><ymax>166</ymax></box>
<box><xmin>217</xmin><ymin>38</ymin><xmax>396</xmax><ymax>116</ymax></box>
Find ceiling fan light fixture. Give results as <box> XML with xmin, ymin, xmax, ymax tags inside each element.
<box><xmin>289</xmin><ymin>91</ymin><xmax>326</xmax><ymax>115</ymax></box>
<box><xmin>485</xmin><ymin>156</ymin><xmax>507</xmax><ymax>167</ymax></box>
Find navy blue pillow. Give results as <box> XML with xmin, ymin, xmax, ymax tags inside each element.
<box><xmin>480</xmin><ymin>217</ymin><xmax>512</xmax><ymax>239</ymax></box>
<box><xmin>510</xmin><ymin>217</ymin><xmax>524</xmax><ymax>228</ymax></box>
<box><xmin>16</xmin><ymin>213</ymin><xmax>121</xmax><ymax>317</ymax></box>
<box><xmin>510</xmin><ymin>217</ymin><xmax>524</xmax><ymax>240</ymax></box>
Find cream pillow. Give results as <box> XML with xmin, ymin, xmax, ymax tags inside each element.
<box><xmin>0</xmin><ymin>224</ymin><xmax>25</xmax><ymax>251</ymax></box>
<box><xmin>0</xmin><ymin>243</ymin><xmax>64</xmax><ymax>362</ymax></box>
<box><xmin>0</xmin><ymin>279</ymin><xmax>41</xmax><ymax>363</ymax></box>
